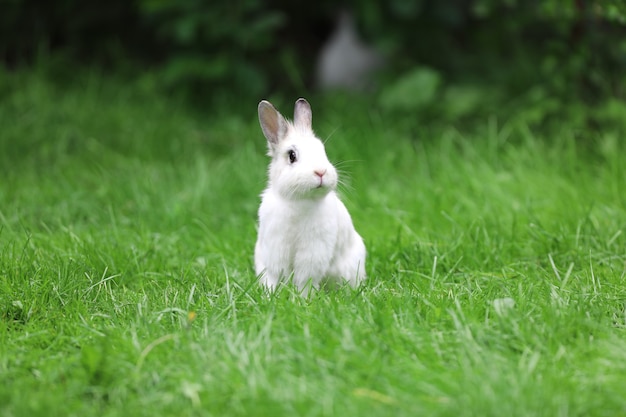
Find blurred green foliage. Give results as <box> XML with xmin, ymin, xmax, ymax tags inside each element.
<box><xmin>0</xmin><ymin>0</ymin><xmax>624</xmax><ymax>106</ymax></box>
<box><xmin>137</xmin><ymin>0</ymin><xmax>286</xmax><ymax>98</ymax></box>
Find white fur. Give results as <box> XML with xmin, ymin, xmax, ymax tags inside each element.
<box><xmin>255</xmin><ymin>98</ymin><xmax>366</xmax><ymax>293</ymax></box>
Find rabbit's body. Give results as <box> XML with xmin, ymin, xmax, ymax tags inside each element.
<box><xmin>255</xmin><ymin>188</ymin><xmax>365</xmax><ymax>290</ymax></box>
<box><xmin>254</xmin><ymin>98</ymin><xmax>366</xmax><ymax>292</ymax></box>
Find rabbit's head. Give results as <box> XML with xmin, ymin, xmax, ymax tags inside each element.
<box><xmin>258</xmin><ymin>98</ymin><xmax>338</xmax><ymax>200</ymax></box>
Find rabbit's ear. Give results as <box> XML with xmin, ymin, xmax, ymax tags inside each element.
<box><xmin>258</xmin><ymin>100</ymin><xmax>288</xmax><ymax>146</ymax></box>
<box><xmin>294</xmin><ymin>98</ymin><xmax>312</xmax><ymax>130</ymax></box>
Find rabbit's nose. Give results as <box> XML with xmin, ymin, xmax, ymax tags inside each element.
<box><xmin>314</xmin><ymin>169</ymin><xmax>327</xmax><ymax>178</ymax></box>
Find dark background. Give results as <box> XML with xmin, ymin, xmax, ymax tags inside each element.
<box><xmin>1</xmin><ymin>0</ymin><xmax>625</xmax><ymax>108</ymax></box>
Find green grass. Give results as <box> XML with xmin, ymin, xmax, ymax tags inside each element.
<box><xmin>1</xmin><ymin>70</ymin><xmax>626</xmax><ymax>417</ymax></box>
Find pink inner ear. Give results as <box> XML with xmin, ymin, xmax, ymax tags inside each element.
<box><xmin>259</xmin><ymin>103</ymin><xmax>286</xmax><ymax>145</ymax></box>
<box><xmin>294</xmin><ymin>99</ymin><xmax>312</xmax><ymax>129</ymax></box>
<box><xmin>262</xmin><ymin>110</ymin><xmax>278</xmax><ymax>134</ymax></box>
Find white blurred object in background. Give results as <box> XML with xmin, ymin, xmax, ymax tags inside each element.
<box><xmin>316</xmin><ymin>10</ymin><xmax>385</xmax><ymax>91</ymax></box>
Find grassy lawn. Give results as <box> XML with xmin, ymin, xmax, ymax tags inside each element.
<box><xmin>1</xmin><ymin>71</ymin><xmax>626</xmax><ymax>417</ymax></box>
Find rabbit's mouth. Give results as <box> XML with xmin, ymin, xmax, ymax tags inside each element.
<box><xmin>315</xmin><ymin>177</ymin><xmax>332</xmax><ymax>190</ymax></box>
<box><xmin>309</xmin><ymin>180</ymin><xmax>331</xmax><ymax>195</ymax></box>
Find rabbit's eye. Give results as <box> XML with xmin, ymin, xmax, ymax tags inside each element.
<box><xmin>287</xmin><ymin>149</ymin><xmax>298</xmax><ymax>164</ymax></box>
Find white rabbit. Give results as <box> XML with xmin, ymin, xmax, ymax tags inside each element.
<box><xmin>254</xmin><ymin>98</ymin><xmax>366</xmax><ymax>293</ymax></box>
